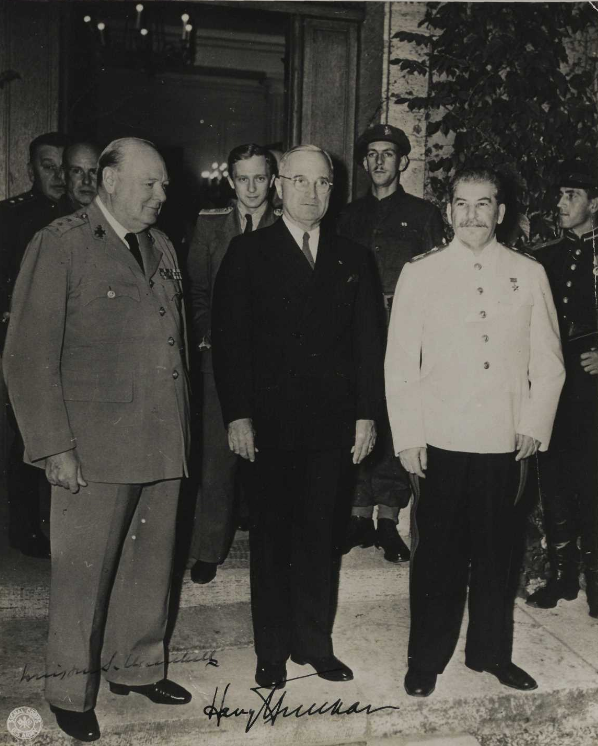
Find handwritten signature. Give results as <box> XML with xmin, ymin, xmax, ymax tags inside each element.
<box><xmin>20</xmin><ymin>650</ymin><xmax>219</xmax><ymax>683</ymax></box>
<box><xmin>203</xmin><ymin>671</ymin><xmax>400</xmax><ymax>733</ymax></box>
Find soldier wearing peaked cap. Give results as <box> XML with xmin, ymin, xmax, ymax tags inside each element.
<box><xmin>3</xmin><ymin>137</ymin><xmax>192</xmax><ymax>741</ymax></box>
<box><xmin>337</xmin><ymin>123</ymin><xmax>446</xmax><ymax>564</ymax></box>
<box><xmin>186</xmin><ymin>143</ymin><xmax>281</xmax><ymax>586</ymax></box>
<box><xmin>527</xmin><ymin>160</ymin><xmax>598</xmax><ymax>618</ymax></box>
<box><xmin>386</xmin><ymin>167</ymin><xmax>564</xmax><ymax>697</ymax></box>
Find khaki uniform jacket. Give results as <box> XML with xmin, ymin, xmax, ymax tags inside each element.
<box><xmin>385</xmin><ymin>238</ymin><xmax>565</xmax><ymax>455</ymax></box>
<box><xmin>186</xmin><ymin>202</ymin><xmax>281</xmax><ymax>372</ymax></box>
<box><xmin>3</xmin><ymin>200</ymin><xmax>190</xmax><ymax>484</ymax></box>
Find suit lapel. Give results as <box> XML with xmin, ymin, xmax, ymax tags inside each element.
<box><xmin>265</xmin><ymin>220</ymin><xmax>314</xmax><ymax>291</ymax></box>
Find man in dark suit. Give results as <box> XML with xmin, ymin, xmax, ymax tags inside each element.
<box><xmin>186</xmin><ymin>143</ymin><xmax>281</xmax><ymax>584</ymax></box>
<box><xmin>212</xmin><ymin>144</ymin><xmax>385</xmax><ymax>689</ymax></box>
<box><xmin>3</xmin><ymin>137</ymin><xmax>192</xmax><ymax>741</ymax></box>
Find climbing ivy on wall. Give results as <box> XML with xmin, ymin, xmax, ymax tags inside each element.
<box><xmin>392</xmin><ymin>2</ymin><xmax>598</xmax><ymax>246</ymax></box>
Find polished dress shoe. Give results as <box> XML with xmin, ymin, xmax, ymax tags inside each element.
<box><xmin>109</xmin><ymin>678</ymin><xmax>192</xmax><ymax>704</ymax></box>
<box><xmin>375</xmin><ymin>518</ymin><xmax>410</xmax><ymax>563</ymax></box>
<box><xmin>190</xmin><ymin>560</ymin><xmax>217</xmax><ymax>584</ymax></box>
<box><xmin>404</xmin><ymin>668</ymin><xmax>437</xmax><ymax>697</ymax></box>
<box><xmin>11</xmin><ymin>531</ymin><xmax>51</xmax><ymax>559</ymax></box>
<box><xmin>50</xmin><ymin>705</ymin><xmax>100</xmax><ymax>741</ymax></box>
<box><xmin>342</xmin><ymin>516</ymin><xmax>376</xmax><ymax>554</ymax></box>
<box><xmin>466</xmin><ymin>661</ymin><xmax>537</xmax><ymax>691</ymax></box>
<box><xmin>291</xmin><ymin>654</ymin><xmax>353</xmax><ymax>682</ymax></box>
<box><xmin>255</xmin><ymin>661</ymin><xmax>287</xmax><ymax>689</ymax></box>
<box><xmin>526</xmin><ymin>578</ymin><xmax>578</xmax><ymax>608</ymax></box>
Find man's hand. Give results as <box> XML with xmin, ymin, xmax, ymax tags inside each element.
<box><xmin>228</xmin><ymin>418</ymin><xmax>257</xmax><ymax>462</ymax></box>
<box><xmin>515</xmin><ymin>433</ymin><xmax>540</xmax><ymax>461</ymax></box>
<box><xmin>45</xmin><ymin>450</ymin><xmax>87</xmax><ymax>494</ymax></box>
<box><xmin>351</xmin><ymin>419</ymin><xmax>376</xmax><ymax>464</ymax></box>
<box><xmin>399</xmin><ymin>447</ymin><xmax>427</xmax><ymax>479</ymax></box>
<box><xmin>581</xmin><ymin>348</ymin><xmax>598</xmax><ymax>375</ymax></box>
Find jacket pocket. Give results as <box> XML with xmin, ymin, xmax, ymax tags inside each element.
<box><xmin>62</xmin><ymin>370</ymin><xmax>133</xmax><ymax>402</ymax></box>
<box><xmin>81</xmin><ymin>281</ymin><xmax>140</xmax><ymax>306</ymax></box>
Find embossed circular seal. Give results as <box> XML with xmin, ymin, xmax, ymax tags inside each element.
<box><xmin>6</xmin><ymin>707</ymin><xmax>43</xmax><ymax>741</ymax></box>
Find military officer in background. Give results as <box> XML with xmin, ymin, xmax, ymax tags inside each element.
<box><xmin>61</xmin><ymin>140</ymin><xmax>102</xmax><ymax>211</ymax></box>
<box><xmin>3</xmin><ymin>137</ymin><xmax>192</xmax><ymax>741</ymax></box>
<box><xmin>386</xmin><ymin>167</ymin><xmax>565</xmax><ymax>697</ymax></box>
<box><xmin>526</xmin><ymin>161</ymin><xmax>598</xmax><ymax>618</ymax></box>
<box><xmin>1</xmin><ymin>131</ymin><xmax>71</xmax><ymax>559</ymax></box>
<box><xmin>186</xmin><ymin>143</ymin><xmax>281</xmax><ymax>584</ymax></box>
<box><xmin>337</xmin><ymin>124</ymin><xmax>445</xmax><ymax>563</ymax></box>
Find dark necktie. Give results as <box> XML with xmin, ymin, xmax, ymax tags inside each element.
<box><xmin>244</xmin><ymin>214</ymin><xmax>253</xmax><ymax>234</ymax></box>
<box><xmin>124</xmin><ymin>232</ymin><xmax>144</xmax><ymax>273</ymax></box>
<box><xmin>301</xmin><ymin>231</ymin><xmax>315</xmax><ymax>269</ymax></box>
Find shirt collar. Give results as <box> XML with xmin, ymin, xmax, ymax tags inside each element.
<box><xmin>236</xmin><ymin>200</ymin><xmax>268</xmax><ymax>232</ymax></box>
<box><xmin>282</xmin><ymin>214</ymin><xmax>320</xmax><ymax>250</ymax></box>
<box><xmin>95</xmin><ymin>195</ymin><xmax>131</xmax><ymax>247</ymax></box>
<box><xmin>450</xmin><ymin>235</ymin><xmax>500</xmax><ymax>267</ymax></box>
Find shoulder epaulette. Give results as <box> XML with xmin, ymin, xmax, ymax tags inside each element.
<box><xmin>274</xmin><ymin>208</ymin><xmax>283</xmax><ymax>216</ymax></box>
<box><xmin>199</xmin><ymin>207</ymin><xmax>233</xmax><ymax>216</ymax></box>
<box><xmin>0</xmin><ymin>191</ymin><xmax>36</xmax><ymax>208</ymax></box>
<box><xmin>410</xmin><ymin>244</ymin><xmax>447</xmax><ymax>262</ymax></box>
<box><xmin>530</xmin><ymin>236</ymin><xmax>561</xmax><ymax>252</ymax></box>
<box><xmin>45</xmin><ymin>213</ymin><xmax>88</xmax><ymax>235</ymax></box>
<box><xmin>505</xmin><ymin>245</ymin><xmax>538</xmax><ymax>262</ymax></box>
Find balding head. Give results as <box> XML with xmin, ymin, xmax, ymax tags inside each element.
<box><xmin>98</xmin><ymin>138</ymin><xmax>169</xmax><ymax>233</ymax></box>
<box><xmin>64</xmin><ymin>141</ymin><xmax>101</xmax><ymax>208</ymax></box>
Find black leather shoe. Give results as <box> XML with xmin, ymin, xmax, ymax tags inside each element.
<box><xmin>342</xmin><ymin>516</ymin><xmax>376</xmax><ymax>554</ymax></box>
<box><xmin>255</xmin><ymin>661</ymin><xmax>287</xmax><ymax>689</ymax></box>
<box><xmin>404</xmin><ymin>668</ymin><xmax>437</xmax><ymax>697</ymax></box>
<box><xmin>375</xmin><ymin>518</ymin><xmax>410</xmax><ymax>563</ymax></box>
<box><xmin>190</xmin><ymin>560</ymin><xmax>218</xmax><ymax>584</ymax></box>
<box><xmin>11</xmin><ymin>531</ymin><xmax>51</xmax><ymax>559</ymax></box>
<box><xmin>526</xmin><ymin>578</ymin><xmax>578</xmax><ymax>608</ymax></box>
<box><xmin>108</xmin><ymin>678</ymin><xmax>192</xmax><ymax>704</ymax></box>
<box><xmin>50</xmin><ymin>705</ymin><xmax>100</xmax><ymax>741</ymax></box>
<box><xmin>466</xmin><ymin>661</ymin><xmax>537</xmax><ymax>691</ymax></box>
<box><xmin>291</xmin><ymin>654</ymin><xmax>353</xmax><ymax>682</ymax></box>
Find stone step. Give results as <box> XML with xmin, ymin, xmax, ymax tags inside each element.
<box><xmin>0</xmin><ymin>531</ymin><xmax>412</xmax><ymax>621</ymax></box>
<box><xmin>1</xmin><ymin>598</ymin><xmax>598</xmax><ymax>746</ymax></box>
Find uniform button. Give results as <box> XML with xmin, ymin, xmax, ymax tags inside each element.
<box><xmin>168</xmin><ymin>337</ymin><xmax>175</xmax><ymax>345</ymax></box>
<box><xmin>563</xmin><ymin>297</ymin><xmax>569</xmax><ymax>304</ymax></box>
<box><xmin>474</xmin><ymin>263</ymin><xmax>482</xmax><ymax>270</ymax></box>
<box><xmin>141</xmin><ymin>519</ymin><xmax>146</xmax><ymax>524</ymax></box>
<box><xmin>375</xmin><ymin>246</ymin><xmax>381</xmax><ymax>252</ymax></box>
<box><xmin>131</xmin><ymin>535</ymin><xmax>137</xmax><ymax>540</ymax></box>
<box><xmin>483</xmin><ymin>334</ymin><xmax>489</xmax><ymax>342</ymax></box>
<box><xmin>477</xmin><ymin>287</ymin><xmax>484</xmax><ymax>294</ymax></box>
<box><xmin>570</xmin><ymin>264</ymin><xmax>577</xmax><ymax>271</ymax></box>
<box><xmin>107</xmin><ymin>290</ymin><xmax>116</xmax><ymax>299</ymax></box>
<box><xmin>159</xmin><ymin>307</ymin><xmax>166</xmax><ymax>316</ymax></box>
<box><xmin>479</xmin><ymin>310</ymin><xmax>486</xmax><ymax>318</ymax></box>
<box><xmin>172</xmin><ymin>370</ymin><xmax>179</xmax><ymax>379</ymax></box>
<box><xmin>575</xmin><ymin>249</ymin><xmax>582</xmax><ymax>256</ymax></box>
<box><xmin>566</xmin><ymin>280</ymin><xmax>572</xmax><ymax>288</ymax></box>
<box><xmin>483</xmin><ymin>362</ymin><xmax>490</xmax><ymax>369</ymax></box>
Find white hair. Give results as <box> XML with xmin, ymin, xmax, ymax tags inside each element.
<box><xmin>279</xmin><ymin>144</ymin><xmax>334</xmax><ymax>178</ymax></box>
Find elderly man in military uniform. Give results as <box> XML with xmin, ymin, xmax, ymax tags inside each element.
<box><xmin>0</xmin><ymin>131</ymin><xmax>71</xmax><ymax>559</ymax></box>
<box><xmin>3</xmin><ymin>137</ymin><xmax>192</xmax><ymax>742</ymax></box>
<box><xmin>186</xmin><ymin>143</ymin><xmax>281</xmax><ymax>585</ymax></box>
<box><xmin>62</xmin><ymin>140</ymin><xmax>102</xmax><ymax>211</ymax></box>
<box><xmin>337</xmin><ymin>124</ymin><xmax>445</xmax><ymax>563</ymax></box>
<box><xmin>526</xmin><ymin>161</ymin><xmax>598</xmax><ymax>618</ymax></box>
<box><xmin>386</xmin><ymin>167</ymin><xmax>565</xmax><ymax>697</ymax></box>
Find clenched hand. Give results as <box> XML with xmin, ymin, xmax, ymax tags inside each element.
<box><xmin>45</xmin><ymin>450</ymin><xmax>88</xmax><ymax>494</ymax></box>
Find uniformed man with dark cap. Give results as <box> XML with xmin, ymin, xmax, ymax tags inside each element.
<box><xmin>337</xmin><ymin>123</ymin><xmax>446</xmax><ymax>563</ymax></box>
<box><xmin>0</xmin><ymin>131</ymin><xmax>71</xmax><ymax>559</ymax></box>
<box><xmin>526</xmin><ymin>160</ymin><xmax>598</xmax><ymax>618</ymax></box>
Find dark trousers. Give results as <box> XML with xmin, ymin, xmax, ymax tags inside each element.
<box><xmin>353</xmin><ymin>410</ymin><xmax>411</xmax><ymax>510</ymax></box>
<box><xmin>189</xmin><ymin>373</ymin><xmax>238</xmax><ymax>564</ymax></box>
<box><xmin>408</xmin><ymin>445</ymin><xmax>518</xmax><ymax>673</ymax></box>
<box><xmin>246</xmin><ymin>448</ymin><xmax>352</xmax><ymax>663</ymax></box>
<box><xmin>45</xmin><ymin>479</ymin><xmax>180</xmax><ymax>712</ymax></box>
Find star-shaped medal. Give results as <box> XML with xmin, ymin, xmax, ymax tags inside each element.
<box><xmin>94</xmin><ymin>225</ymin><xmax>106</xmax><ymax>238</ymax></box>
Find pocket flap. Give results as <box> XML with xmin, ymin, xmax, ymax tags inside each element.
<box><xmin>81</xmin><ymin>281</ymin><xmax>140</xmax><ymax>306</ymax></box>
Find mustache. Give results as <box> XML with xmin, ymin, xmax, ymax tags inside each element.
<box><xmin>459</xmin><ymin>221</ymin><xmax>488</xmax><ymax>228</ymax></box>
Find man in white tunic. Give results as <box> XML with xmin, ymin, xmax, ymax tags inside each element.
<box><xmin>385</xmin><ymin>167</ymin><xmax>565</xmax><ymax>697</ymax></box>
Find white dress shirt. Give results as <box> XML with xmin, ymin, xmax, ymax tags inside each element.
<box><xmin>282</xmin><ymin>215</ymin><xmax>320</xmax><ymax>262</ymax></box>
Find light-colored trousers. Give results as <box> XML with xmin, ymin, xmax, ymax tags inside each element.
<box><xmin>45</xmin><ymin>478</ymin><xmax>180</xmax><ymax>712</ymax></box>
